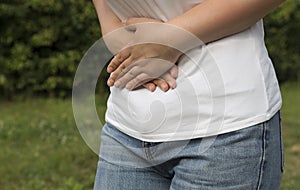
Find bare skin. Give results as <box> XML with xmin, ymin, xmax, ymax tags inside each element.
<box><xmin>93</xmin><ymin>0</ymin><xmax>285</xmax><ymax>91</ymax></box>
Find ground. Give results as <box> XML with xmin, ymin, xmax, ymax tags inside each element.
<box><xmin>0</xmin><ymin>83</ymin><xmax>299</xmax><ymax>189</ymax></box>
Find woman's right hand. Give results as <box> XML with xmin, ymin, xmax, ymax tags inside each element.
<box><xmin>108</xmin><ymin>54</ymin><xmax>179</xmax><ymax>92</ymax></box>
<box><xmin>108</xmin><ymin>17</ymin><xmax>180</xmax><ymax>92</ymax></box>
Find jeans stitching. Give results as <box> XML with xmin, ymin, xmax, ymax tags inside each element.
<box><xmin>279</xmin><ymin>112</ymin><xmax>284</xmax><ymax>172</ymax></box>
<box><xmin>143</xmin><ymin>142</ymin><xmax>153</xmax><ymax>160</ymax></box>
<box><xmin>256</xmin><ymin>122</ymin><xmax>267</xmax><ymax>190</ymax></box>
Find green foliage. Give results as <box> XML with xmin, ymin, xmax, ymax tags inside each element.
<box><xmin>0</xmin><ymin>0</ymin><xmax>100</xmax><ymax>99</ymax></box>
<box><xmin>280</xmin><ymin>82</ymin><xmax>300</xmax><ymax>189</ymax></box>
<box><xmin>264</xmin><ymin>1</ymin><xmax>300</xmax><ymax>82</ymax></box>
<box><xmin>0</xmin><ymin>0</ymin><xmax>299</xmax><ymax>99</ymax></box>
<box><xmin>0</xmin><ymin>97</ymin><xmax>108</xmax><ymax>189</ymax></box>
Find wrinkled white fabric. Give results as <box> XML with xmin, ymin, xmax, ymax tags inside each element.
<box><xmin>104</xmin><ymin>0</ymin><xmax>282</xmax><ymax>142</ymax></box>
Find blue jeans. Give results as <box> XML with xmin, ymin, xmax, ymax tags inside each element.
<box><xmin>94</xmin><ymin>112</ymin><xmax>283</xmax><ymax>190</ymax></box>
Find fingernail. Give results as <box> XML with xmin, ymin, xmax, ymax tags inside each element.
<box><xmin>122</xmin><ymin>19</ymin><xmax>127</xmax><ymax>25</ymax></box>
<box><xmin>171</xmin><ymin>83</ymin><xmax>176</xmax><ymax>89</ymax></box>
<box><xmin>150</xmin><ymin>85</ymin><xmax>155</xmax><ymax>92</ymax></box>
<box><xmin>126</xmin><ymin>84</ymin><xmax>133</xmax><ymax>90</ymax></box>
<box><xmin>162</xmin><ymin>84</ymin><xmax>168</xmax><ymax>90</ymax></box>
<box><xmin>115</xmin><ymin>81</ymin><xmax>121</xmax><ymax>87</ymax></box>
<box><xmin>107</xmin><ymin>79</ymin><xmax>113</xmax><ymax>86</ymax></box>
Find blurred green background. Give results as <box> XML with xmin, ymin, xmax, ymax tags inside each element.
<box><xmin>0</xmin><ymin>0</ymin><xmax>299</xmax><ymax>189</ymax></box>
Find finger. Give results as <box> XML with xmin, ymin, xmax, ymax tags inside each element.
<box><xmin>143</xmin><ymin>82</ymin><xmax>156</xmax><ymax>92</ymax></box>
<box><xmin>125</xmin><ymin>73</ymin><xmax>152</xmax><ymax>90</ymax></box>
<box><xmin>107</xmin><ymin>62</ymin><xmax>127</xmax><ymax>86</ymax></box>
<box><xmin>107</xmin><ymin>71</ymin><xmax>121</xmax><ymax>87</ymax></box>
<box><xmin>107</xmin><ymin>50</ymin><xmax>131</xmax><ymax>73</ymax></box>
<box><xmin>116</xmin><ymin>56</ymin><xmax>135</xmax><ymax>76</ymax></box>
<box><xmin>115</xmin><ymin>67</ymin><xmax>141</xmax><ymax>88</ymax></box>
<box><xmin>107</xmin><ymin>57</ymin><xmax>120</xmax><ymax>73</ymax></box>
<box><xmin>160</xmin><ymin>73</ymin><xmax>177</xmax><ymax>89</ymax></box>
<box><xmin>107</xmin><ymin>54</ymin><xmax>136</xmax><ymax>86</ymax></box>
<box><xmin>107</xmin><ymin>76</ymin><xmax>114</xmax><ymax>87</ymax></box>
<box><xmin>152</xmin><ymin>79</ymin><xmax>169</xmax><ymax>92</ymax></box>
<box><xmin>169</xmin><ymin>65</ymin><xmax>178</xmax><ymax>78</ymax></box>
<box><xmin>114</xmin><ymin>56</ymin><xmax>140</xmax><ymax>83</ymax></box>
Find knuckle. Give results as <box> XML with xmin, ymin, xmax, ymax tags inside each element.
<box><xmin>158</xmin><ymin>80</ymin><xmax>166</xmax><ymax>86</ymax></box>
<box><xmin>110</xmin><ymin>61</ymin><xmax>118</xmax><ymax>68</ymax></box>
<box><xmin>153</xmin><ymin>79</ymin><xmax>160</xmax><ymax>85</ymax></box>
<box><xmin>127</xmin><ymin>70</ymin><xmax>135</xmax><ymax>77</ymax></box>
<box><xmin>136</xmin><ymin>74</ymin><xmax>145</xmax><ymax>82</ymax></box>
<box><xmin>120</xmin><ymin>64</ymin><xmax>126</xmax><ymax>70</ymax></box>
<box><xmin>117</xmin><ymin>52</ymin><xmax>124</xmax><ymax>59</ymax></box>
<box><xmin>111</xmin><ymin>73</ymin><xmax>118</xmax><ymax>79</ymax></box>
<box><xmin>116</xmin><ymin>67</ymin><xmax>124</xmax><ymax>73</ymax></box>
<box><xmin>124</xmin><ymin>57</ymin><xmax>133</xmax><ymax>67</ymax></box>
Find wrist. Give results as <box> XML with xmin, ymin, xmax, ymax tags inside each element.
<box><xmin>133</xmin><ymin>22</ymin><xmax>203</xmax><ymax>55</ymax></box>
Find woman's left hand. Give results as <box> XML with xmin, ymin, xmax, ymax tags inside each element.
<box><xmin>107</xmin><ymin>18</ymin><xmax>182</xmax><ymax>90</ymax></box>
<box><xmin>108</xmin><ymin>43</ymin><xmax>181</xmax><ymax>90</ymax></box>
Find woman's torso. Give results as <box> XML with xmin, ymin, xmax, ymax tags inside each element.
<box><xmin>104</xmin><ymin>0</ymin><xmax>282</xmax><ymax>142</ymax></box>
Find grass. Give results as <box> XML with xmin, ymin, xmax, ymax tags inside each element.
<box><xmin>280</xmin><ymin>82</ymin><xmax>300</xmax><ymax>189</ymax></box>
<box><xmin>0</xmin><ymin>83</ymin><xmax>299</xmax><ymax>189</ymax></box>
<box><xmin>0</xmin><ymin>95</ymin><xmax>108</xmax><ymax>190</ymax></box>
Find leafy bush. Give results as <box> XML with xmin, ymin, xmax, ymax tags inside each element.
<box><xmin>0</xmin><ymin>0</ymin><xmax>100</xmax><ymax>99</ymax></box>
<box><xmin>0</xmin><ymin>0</ymin><xmax>299</xmax><ymax>99</ymax></box>
<box><xmin>264</xmin><ymin>1</ymin><xmax>300</xmax><ymax>83</ymax></box>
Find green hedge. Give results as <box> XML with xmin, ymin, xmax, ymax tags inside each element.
<box><xmin>264</xmin><ymin>0</ymin><xmax>300</xmax><ymax>83</ymax></box>
<box><xmin>0</xmin><ymin>0</ymin><xmax>299</xmax><ymax>99</ymax></box>
<box><xmin>0</xmin><ymin>0</ymin><xmax>100</xmax><ymax>99</ymax></box>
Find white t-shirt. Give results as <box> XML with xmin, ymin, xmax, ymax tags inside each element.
<box><xmin>104</xmin><ymin>0</ymin><xmax>282</xmax><ymax>142</ymax></box>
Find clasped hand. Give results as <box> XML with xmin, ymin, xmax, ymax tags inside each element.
<box><xmin>107</xmin><ymin>18</ymin><xmax>182</xmax><ymax>92</ymax></box>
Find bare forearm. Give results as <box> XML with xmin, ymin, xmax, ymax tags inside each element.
<box><xmin>92</xmin><ymin>0</ymin><xmax>122</xmax><ymax>35</ymax></box>
<box><xmin>167</xmin><ymin>0</ymin><xmax>286</xmax><ymax>43</ymax></box>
